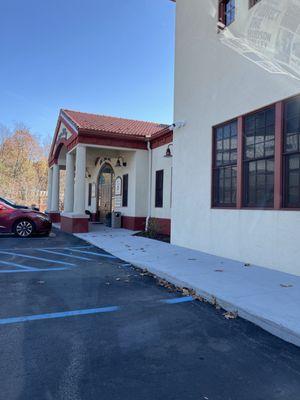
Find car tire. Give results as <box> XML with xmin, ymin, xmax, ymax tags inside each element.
<box><xmin>14</xmin><ymin>220</ymin><xmax>35</xmax><ymax>238</ymax></box>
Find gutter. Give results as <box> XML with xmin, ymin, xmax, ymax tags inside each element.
<box><xmin>146</xmin><ymin>140</ymin><xmax>152</xmax><ymax>231</ymax></box>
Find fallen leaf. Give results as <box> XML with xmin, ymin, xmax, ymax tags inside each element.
<box><xmin>244</xmin><ymin>263</ymin><xmax>251</xmax><ymax>267</ymax></box>
<box><xmin>280</xmin><ymin>283</ymin><xmax>293</xmax><ymax>288</ymax></box>
<box><xmin>214</xmin><ymin>269</ymin><xmax>224</xmax><ymax>272</ymax></box>
<box><xmin>115</xmin><ymin>278</ymin><xmax>120</xmax><ymax>281</ymax></box>
<box><xmin>223</xmin><ymin>311</ymin><xmax>238</xmax><ymax>320</ymax></box>
<box><xmin>193</xmin><ymin>294</ymin><xmax>203</xmax><ymax>301</ymax></box>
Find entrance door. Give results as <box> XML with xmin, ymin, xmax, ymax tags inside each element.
<box><xmin>97</xmin><ymin>163</ymin><xmax>115</xmax><ymax>223</ymax></box>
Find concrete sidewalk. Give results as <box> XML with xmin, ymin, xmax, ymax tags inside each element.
<box><xmin>75</xmin><ymin>224</ymin><xmax>300</xmax><ymax>347</ymax></box>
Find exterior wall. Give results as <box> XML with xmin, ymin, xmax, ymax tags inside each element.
<box><xmin>81</xmin><ymin>144</ymin><xmax>172</xmax><ymax>233</ymax></box>
<box><xmin>173</xmin><ymin>0</ymin><xmax>300</xmax><ymax>275</ymax></box>
<box><xmin>85</xmin><ymin>148</ymin><xmax>139</xmax><ymax>217</ymax></box>
<box><xmin>151</xmin><ymin>143</ymin><xmax>172</xmax><ymax>220</ymax></box>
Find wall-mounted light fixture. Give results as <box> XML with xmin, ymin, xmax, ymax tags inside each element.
<box><xmin>86</xmin><ymin>168</ymin><xmax>92</xmax><ymax>178</ymax></box>
<box><xmin>94</xmin><ymin>157</ymin><xmax>111</xmax><ymax>166</ymax></box>
<box><xmin>115</xmin><ymin>156</ymin><xmax>127</xmax><ymax>168</ymax></box>
<box><xmin>164</xmin><ymin>144</ymin><xmax>173</xmax><ymax>158</ymax></box>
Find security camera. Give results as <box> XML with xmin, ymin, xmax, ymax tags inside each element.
<box><xmin>171</xmin><ymin>121</ymin><xmax>186</xmax><ymax>130</ymax></box>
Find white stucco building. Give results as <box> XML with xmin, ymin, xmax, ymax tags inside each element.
<box><xmin>48</xmin><ymin>0</ymin><xmax>300</xmax><ymax>276</ymax></box>
<box><xmin>171</xmin><ymin>0</ymin><xmax>300</xmax><ymax>275</ymax></box>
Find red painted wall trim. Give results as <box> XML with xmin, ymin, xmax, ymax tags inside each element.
<box><xmin>150</xmin><ymin>131</ymin><xmax>173</xmax><ymax>149</ymax></box>
<box><xmin>274</xmin><ymin>101</ymin><xmax>284</xmax><ymax>210</ymax></box>
<box><xmin>61</xmin><ymin>215</ymin><xmax>89</xmax><ymax>233</ymax></box>
<box><xmin>121</xmin><ymin>216</ymin><xmax>171</xmax><ymax>235</ymax></box>
<box><xmin>46</xmin><ymin>212</ymin><xmax>61</xmax><ymax>223</ymax></box>
<box><xmin>78</xmin><ymin>135</ymin><xmax>148</xmax><ymax>150</ymax></box>
<box><xmin>151</xmin><ymin>218</ymin><xmax>171</xmax><ymax>236</ymax></box>
<box><xmin>237</xmin><ymin>116</ymin><xmax>244</xmax><ymax>209</ymax></box>
<box><xmin>122</xmin><ymin>216</ymin><xmax>146</xmax><ymax>231</ymax></box>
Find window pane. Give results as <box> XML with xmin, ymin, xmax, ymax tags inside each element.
<box><xmin>155</xmin><ymin>170</ymin><xmax>164</xmax><ymax>208</ymax></box>
<box><xmin>255</xmin><ymin>142</ymin><xmax>264</xmax><ymax>158</ymax></box>
<box><xmin>286</xmin><ymin>134</ymin><xmax>299</xmax><ymax>152</ymax></box>
<box><xmin>244</xmin><ymin>159</ymin><xmax>274</xmax><ymax>207</ymax></box>
<box><xmin>213</xmin><ymin>120</ymin><xmax>237</xmax><ymax>207</ymax></box>
<box><xmin>214</xmin><ymin>165</ymin><xmax>236</xmax><ymax>206</ymax></box>
<box><xmin>284</xmin><ymin>97</ymin><xmax>300</xmax><ymax>153</ymax></box>
<box><xmin>122</xmin><ymin>174</ymin><xmax>128</xmax><ymax>207</ymax></box>
<box><xmin>225</xmin><ymin>0</ymin><xmax>235</xmax><ymax>25</ymax></box>
<box><xmin>285</xmin><ymin>154</ymin><xmax>300</xmax><ymax>207</ymax></box>
<box><xmin>286</xmin><ymin>117</ymin><xmax>299</xmax><ymax>134</ymax></box>
<box><xmin>244</xmin><ymin>107</ymin><xmax>275</xmax><ymax>160</ymax></box>
<box><xmin>264</xmin><ymin>140</ymin><xmax>274</xmax><ymax>157</ymax></box>
<box><xmin>286</xmin><ymin>99</ymin><xmax>300</xmax><ymax>119</ymax></box>
<box><xmin>216</xmin><ymin>127</ymin><xmax>223</xmax><ymax>140</ymax></box>
<box><xmin>230</xmin><ymin>149</ymin><xmax>237</xmax><ymax>163</ymax></box>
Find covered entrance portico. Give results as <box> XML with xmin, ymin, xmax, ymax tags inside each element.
<box><xmin>47</xmin><ymin>109</ymin><xmax>173</xmax><ymax>234</ymax></box>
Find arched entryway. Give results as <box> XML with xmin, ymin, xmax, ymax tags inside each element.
<box><xmin>97</xmin><ymin>163</ymin><xmax>115</xmax><ymax>223</ymax></box>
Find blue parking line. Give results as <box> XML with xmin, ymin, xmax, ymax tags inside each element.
<box><xmin>0</xmin><ymin>267</ymin><xmax>70</xmax><ymax>274</ymax></box>
<box><xmin>0</xmin><ymin>260</ymin><xmax>38</xmax><ymax>271</ymax></box>
<box><xmin>38</xmin><ymin>249</ymin><xmax>91</xmax><ymax>261</ymax></box>
<box><xmin>40</xmin><ymin>245</ymin><xmax>93</xmax><ymax>251</ymax></box>
<box><xmin>0</xmin><ymin>306</ymin><xmax>120</xmax><ymax>325</ymax></box>
<box><xmin>65</xmin><ymin>248</ymin><xmax>117</xmax><ymax>259</ymax></box>
<box><xmin>0</xmin><ymin>251</ymin><xmax>75</xmax><ymax>266</ymax></box>
<box><xmin>160</xmin><ymin>296</ymin><xmax>195</xmax><ymax>304</ymax></box>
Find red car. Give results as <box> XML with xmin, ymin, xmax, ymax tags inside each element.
<box><xmin>0</xmin><ymin>200</ymin><xmax>52</xmax><ymax>237</ymax></box>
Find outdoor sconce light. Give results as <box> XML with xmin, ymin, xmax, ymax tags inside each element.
<box><xmin>115</xmin><ymin>156</ymin><xmax>127</xmax><ymax>168</ymax></box>
<box><xmin>164</xmin><ymin>144</ymin><xmax>173</xmax><ymax>158</ymax></box>
<box><xmin>94</xmin><ymin>157</ymin><xmax>111</xmax><ymax>166</ymax></box>
<box><xmin>86</xmin><ymin>168</ymin><xmax>92</xmax><ymax>178</ymax></box>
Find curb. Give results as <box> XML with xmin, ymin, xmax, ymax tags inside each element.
<box><xmin>76</xmin><ymin>234</ymin><xmax>300</xmax><ymax>348</ymax></box>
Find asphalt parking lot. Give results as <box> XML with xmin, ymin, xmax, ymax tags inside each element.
<box><xmin>1</xmin><ymin>229</ymin><xmax>300</xmax><ymax>400</ymax></box>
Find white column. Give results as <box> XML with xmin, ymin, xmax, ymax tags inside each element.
<box><xmin>51</xmin><ymin>163</ymin><xmax>60</xmax><ymax>211</ymax></box>
<box><xmin>74</xmin><ymin>145</ymin><xmax>86</xmax><ymax>214</ymax></box>
<box><xmin>47</xmin><ymin>167</ymin><xmax>53</xmax><ymax>211</ymax></box>
<box><xmin>64</xmin><ymin>152</ymin><xmax>75</xmax><ymax>212</ymax></box>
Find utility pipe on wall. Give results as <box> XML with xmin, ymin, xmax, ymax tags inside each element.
<box><xmin>146</xmin><ymin>140</ymin><xmax>152</xmax><ymax>231</ymax></box>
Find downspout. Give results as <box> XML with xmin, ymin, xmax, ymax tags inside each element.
<box><xmin>146</xmin><ymin>140</ymin><xmax>152</xmax><ymax>231</ymax></box>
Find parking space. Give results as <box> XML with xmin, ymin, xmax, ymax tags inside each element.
<box><xmin>1</xmin><ymin>228</ymin><xmax>300</xmax><ymax>399</ymax></box>
<box><xmin>0</xmin><ymin>244</ymin><xmax>116</xmax><ymax>273</ymax></box>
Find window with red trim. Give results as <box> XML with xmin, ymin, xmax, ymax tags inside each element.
<box><xmin>212</xmin><ymin>96</ymin><xmax>300</xmax><ymax>211</ymax></box>
<box><xmin>243</xmin><ymin>107</ymin><xmax>275</xmax><ymax>207</ymax></box>
<box><xmin>284</xmin><ymin>97</ymin><xmax>300</xmax><ymax>208</ymax></box>
<box><xmin>219</xmin><ymin>0</ymin><xmax>236</xmax><ymax>27</ymax></box>
<box><xmin>122</xmin><ymin>174</ymin><xmax>129</xmax><ymax>207</ymax></box>
<box><xmin>213</xmin><ymin>120</ymin><xmax>237</xmax><ymax>207</ymax></box>
<box><xmin>155</xmin><ymin>170</ymin><xmax>164</xmax><ymax>208</ymax></box>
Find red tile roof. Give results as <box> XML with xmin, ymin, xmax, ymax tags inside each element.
<box><xmin>62</xmin><ymin>109</ymin><xmax>168</xmax><ymax>138</ymax></box>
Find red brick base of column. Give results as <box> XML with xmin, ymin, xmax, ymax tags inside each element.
<box><xmin>61</xmin><ymin>214</ymin><xmax>89</xmax><ymax>233</ymax></box>
<box><xmin>47</xmin><ymin>212</ymin><xmax>61</xmax><ymax>223</ymax></box>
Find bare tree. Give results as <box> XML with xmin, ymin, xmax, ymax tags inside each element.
<box><xmin>0</xmin><ymin>124</ymin><xmax>50</xmax><ymax>210</ymax></box>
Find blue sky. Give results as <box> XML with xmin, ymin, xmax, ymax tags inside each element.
<box><xmin>0</xmin><ymin>0</ymin><xmax>175</xmax><ymax>141</ymax></box>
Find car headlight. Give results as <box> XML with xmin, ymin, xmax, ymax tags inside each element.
<box><xmin>37</xmin><ymin>214</ymin><xmax>50</xmax><ymax>222</ymax></box>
